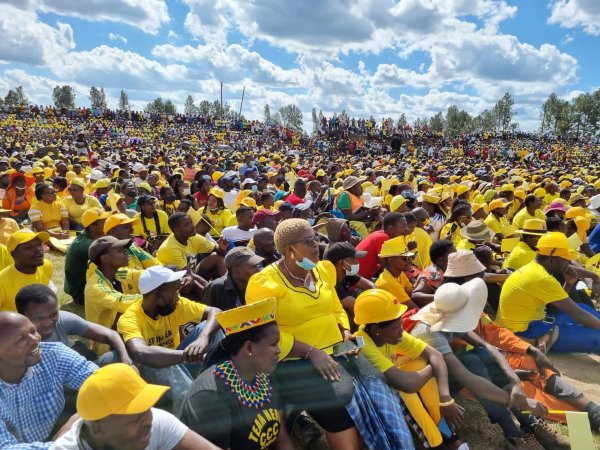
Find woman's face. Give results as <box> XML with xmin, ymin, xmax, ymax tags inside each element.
<box><xmin>141</xmin><ymin>199</ymin><xmax>157</xmax><ymax>216</ymax></box>
<box><xmin>250</xmin><ymin>324</ymin><xmax>281</xmax><ymax>373</ymax></box>
<box><xmin>207</xmin><ymin>195</ymin><xmax>219</xmax><ymax>209</ymax></box>
<box><xmin>42</xmin><ymin>186</ymin><xmax>57</xmax><ymax>203</ymax></box>
<box><xmin>288</xmin><ymin>226</ymin><xmax>320</xmax><ymax>263</ymax></box>
<box><xmin>67</xmin><ymin>184</ymin><xmax>84</xmax><ymax>199</ymax></box>
<box><xmin>374</xmin><ymin>318</ymin><xmax>404</xmax><ymax>345</ymax></box>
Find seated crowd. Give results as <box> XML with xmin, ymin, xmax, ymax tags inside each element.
<box><xmin>2</xmin><ymin>111</ymin><xmax>600</xmax><ymax>450</ymax></box>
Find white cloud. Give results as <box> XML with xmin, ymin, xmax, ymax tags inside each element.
<box><xmin>37</xmin><ymin>0</ymin><xmax>170</xmax><ymax>35</ymax></box>
<box><xmin>548</xmin><ymin>0</ymin><xmax>600</xmax><ymax>36</ymax></box>
<box><xmin>108</xmin><ymin>32</ymin><xmax>127</xmax><ymax>44</ymax></box>
<box><xmin>0</xmin><ymin>4</ymin><xmax>75</xmax><ymax>66</ymax></box>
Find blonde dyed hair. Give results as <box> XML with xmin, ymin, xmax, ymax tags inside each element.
<box><xmin>274</xmin><ymin>218</ymin><xmax>313</xmax><ymax>255</ymax></box>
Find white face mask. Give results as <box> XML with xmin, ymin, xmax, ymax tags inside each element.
<box><xmin>345</xmin><ymin>263</ymin><xmax>359</xmax><ymax>277</ymax></box>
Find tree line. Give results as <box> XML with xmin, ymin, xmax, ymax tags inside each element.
<box><xmin>1</xmin><ymin>84</ymin><xmax>599</xmax><ymax>137</ymax></box>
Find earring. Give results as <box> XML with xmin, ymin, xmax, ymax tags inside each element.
<box><xmin>249</xmin><ymin>352</ymin><xmax>252</xmax><ymax>356</ymax></box>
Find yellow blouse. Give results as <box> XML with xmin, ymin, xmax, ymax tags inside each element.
<box><xmin>62</xmin><ymin>195</ymin><xmax>102</xmax><ymax>224</ymax></box>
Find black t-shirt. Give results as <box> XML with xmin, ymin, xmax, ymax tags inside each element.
<box><xmin>179</xmin><ymin>363</ymin><xmax>282</xmax><ymax>450</ymax></box>
<box><xmin>335</xmin><ymin>274</ymin><xmax>361</xmax><ymax>300</ymax></box>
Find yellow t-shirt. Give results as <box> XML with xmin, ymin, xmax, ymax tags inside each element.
<box><xmin>0</xmin><ymin>218</ymin><xmax>19</xmax><ymax>245</ymax></box>
<box><xmin>503</xmin><ymin>241</ymin><xmax>536</xmax><ymax>270</ymax></box>
<box><xmin>0</xmin><ymin>244</ymin><xmax>14</xmax><ymax>271</ymax></box>
<box><xmin>246</xmin><ymin>260</ymin><xmax>349</xmax><ymax>359</ymax></box>
<box><xmin>28</xmin><ymin>199</ymin><xmax>68</xmax><ymax>229</ymax></box>
<box><xmin>133</xmin><ymin>210</ymin><xmax>171</xmax><ymax>239</ymax></box>
<box><xmin>117</xmin><ymin>296</ymin><xmax>206</xmax><ymax>349</ymax></box>
<box><xmin>62</xmin><ymin>195</ymin><xmax>102</xmax><ymax>224</ymax></box>
<box><xmin>456</xmin><ymin>240</ymin><xmax>476</xmax><ymax>251</ymax></box>
<box><xmin>512</xmin><ymin>209</ymin><xmax>546</xmax><ymax>229</ymax></box>
<box><xmin>375</xmin><ymin>269</ymin><xmax>412</xmax><ymax>303</ymax></box>
<box><xmin>484</xmin><ymin>213</ymin><xmax>509</xmax><ymax>235</ymax></box>
<box><xmin>410</xmin><ymin>227</ymin><xmax>432</xmax><ymax>270</ymax></box>
<box><xmin>497</xmin><ymin>261</ymin><xmax>567</xmax><ymax>332</ymax></box>
<box><xmin>203</xmin><ymin>208</ymin><xmax>232</xmax><ymax>238</ymax></box>
<box><xmin>156</xmin><ymin>234</ymin><xmax>216</xmax><ymax>270</ymax></box>
<box><xmin>439</xmin><ymin>222</ymin><xmax>464</xmax><ymax>246</ymax></box>
<box><xmin>355</xmin><ymin>325</ymin><xmax>427</xmax><ymax>373</ymax></box>
<box><xmin>0</xmin><ymin>259</ymin><xmax>53</xmax><ymax>311</ymax></box>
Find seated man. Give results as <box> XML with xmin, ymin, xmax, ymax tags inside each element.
<box><xmin>85</xmin><ymin>236</ymin><xmax>143</xmax><ymax>355</ymax></box>
<box><xmin>497</xmin><ymin>232</ymin><xmax>600</xmax><ymax>354</ymax></box>
<box><xmin>64</xmin><ymin>207</ymin><xmax>111</xmax><ymax>305</ymax></box>
<box><xmin>0</xmin><ymin>312</ymin><xmax>96</xmax><ymax>448</ymax></box>
<box><xmin>16</xmin><ymin>284</ymin><xmax>131</xmax><ymax>366</ymax></box>
<box><xmin>202</xmin><ymin>247</ymin><xmax>264</xmax><ymax>310</ymax></box>
<box><xmin>52</xmin><ymin>363</ymin><xmax>219</xmax><ymax>449</ymax></box>
<box><xmin>252</xmin><ymin>227</ymin><xmax>280</xmax><ymax>265</ymax></box>
<box><xmin>157</xmin><ymin>211</ymin><xmax>227</xmax><ymax>280</ymax></box>
<box><xmin>220</xmin><ymin>206</ymin><xmax>258</xmax><ymax>246</ymax></box>
<box><xmin>0</xmin><ymin>230</ymin><xmax>55</xmax><ymax>312</ymax></box>
<box><xmin>104</xmin><ymin>213</ymin><xmax>160</xmax><ymax>270</ymax></box>
<box><xmin>323</xmin><ymin>241</ymin><xmax>374</xmax><ymax>328</ymax></box>
<box><xmin>503</xmin><ymin>219</ymin><xmax>546</xmax><ymax>271</ymax></box>
<box><xmin>412</xmin><ymin>239</ymin><xmax>456</xmax><ymax>307</ymax></box>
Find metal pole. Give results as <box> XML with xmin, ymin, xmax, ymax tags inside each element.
<box><xmin>220</xmin><ymin>82</ymin><xmax>223</xmax><ymax>119</ymax></box>
<box><xmin>239</xmin><ymin>86</ymin><xmax>245</xmax><ymax>119</ymax></box>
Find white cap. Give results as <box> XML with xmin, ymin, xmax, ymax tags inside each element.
<box><xmin>89</xmin><ymin>169</ymin><xmax>105</xmax><ymax>181</ymax></box>
<box><xmin>590</xmin><ymin>194</ymin><xmax>600</xmax><ymax>210</ymax></box>
<box><xmin>242</xmin><ymin>178</ymin><xmax>257</xmax><ymax>186</ymax></box>
<box><xmin>139</xmin><ymin>266</ymin><xmax>186</xmax><ymax>294</ymax></box>
<box><xmin>132</xmin><ymin>163</ymin><xmax>147</xmax><ymax>173</ymax></box>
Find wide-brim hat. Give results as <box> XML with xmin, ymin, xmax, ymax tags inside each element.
<box><xmin>516</xmin><ymin>219</ymin><xmax>547</xmax><ymax>236</ymax></box>
<box><xmin>460</xmin><ymin>220</ymin><xmax>494</xmax><ymax>241</ymax></box>
<box><xmin>412</xmin><ymin>278</ymin><xmax>488</xmax><ymax>332</ymax></box>
<box><xmin>444</xmin><ymin>250</ymin><xmax>487</xmax><ymax>278</ymax></box>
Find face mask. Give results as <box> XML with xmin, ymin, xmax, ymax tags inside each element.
<box><xmin>345</xmin><ymin>263</ymin><xmax>359</xmax><ymax>276</ymax></box>
<box><xmin>292</xmin><ymin>247</ymin><xmax>317</xmax><ymax>271</ymax></box>
<box><xmin>307</xmin><ymin>218</ymin><xmax>315</xmax><ymax>226</ymax></box>
<box><xmin>183</xmin><ymin>188</ymin><xmax>191</xmax><ymax>196</ymax></box>
<box><xmin>251</xmin><ymin>185</ymin><xmax>258</xmax><ymax>193</ymax></box>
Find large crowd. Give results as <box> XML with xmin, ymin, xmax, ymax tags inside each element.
<box><xmin>1</xmin><ymin>104</ymin><xmax>600</xmax><ymax>450</ymax></box>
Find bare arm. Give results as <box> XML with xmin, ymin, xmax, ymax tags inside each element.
<box><xmin>411</xmin><ymin>278</ymin><xmax>435</xmax><ymax>307</ymax></box>
<box><xmin>552</xmin><ymin>297</ymin><xmax>600</xmax><ymax>331</ymax></box>
<box><xmin>355</xmin><ymin>276</ymin><xmax>376</xmax><ymax>290</ymax></box>
<box><xmin>125</xmin><ymin>337</ymin><xmax>184</xmax><ymax>368</ymax></box>
<box><xmin>183</xmin><ymin>306</ymin><xmax>221</xmax><ymax>362</ymax></box>
<box><xmin>382</xmin><ymin>364</ymin><xmax>433</xmax><ymax>393</ymax></box>
<box><xmin>173</xmin><ymin>429</ymin><xmax>222</xmax><ymax>450</ymax></box>
<box><xmin>82</xmin><ymin>323</ymin><xmax>131</xmax><ymax>364</ymax></box>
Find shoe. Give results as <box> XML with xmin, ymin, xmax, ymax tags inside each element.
<box><xmin>529</xmin><ymin>421</ymin><xmax>570</xmax><ymax>450</ymax></box>
<box><xmin>505</xmin><ymin>432</ymin><xmax>544</xmax><ymax>450</ymax></box>
<box><xmin>585</xmin><ymin>402</ymin><xmax>600</xmax><ymax>432</ymax></box>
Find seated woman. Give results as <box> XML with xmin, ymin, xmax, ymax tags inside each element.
<box><xmin>28</xmin><ymin>183</ymin><xmax>70</xmax><ymax>239</ymax></box>
<box><xmin>440</xmin><ymin>202</ymin><xmax>472</xmax><ymax>246</ymax></box>
<box><xmin>2</xmin><ymin>172</ymin><xmax>34</xmax><ymax>222</ymax></box>
<box><xmin>354</xmin><ymin>289</ymin><xmax>466</xmax><ymax>449</ymax></box>
<box><xmin>133</xmin><ymin>195</ymin><xmax>171</xmax><ymax>254</ymax></box>
<box><xmin>62</xmin><ymin>178</ymin><xmax>102</xmax><ymax>230</ymax></box>
<box><xmin>159</xmin><ymin>186</ymin><xmax>180</xmax><ymax>215</ymax></box>
<box><xmin>202</xmin><ymin>188</ymin><xmax>232</xmax><ymax>239</ymax></box>
<box><xmin>0</xmin><ymin>208</ymin><xmax>19</xmax><ymax>245</ymax></box>
<box><xmin>179</xmin><ymin>299</ymin><xmax>295</xmax><ymax>450</ymax></box>
<box><xmin>333</xmin><ymin>176</ymin><xmax>380</xmax><ymax>237</ymax></box>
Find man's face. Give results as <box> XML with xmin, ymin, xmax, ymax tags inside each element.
<box><xmin>101</xmin><ymin>245</ymin><xmax>129</xmax><ymax>268</ymax></box>
<box><xmin>175</xmin><ymin>216</ymin><xmax>196</xmax><ymax>239</ymax></box>
<box><xmin>231</xmin><ymin>262</ymin><xmax>261</xmax><ymax>288</ymax></box>
<box><xmin>109</xmin><ymin>224</ymin><xmax>134</xmax><ymax>240</ymax></box>
<box><xmin>12</xmin><ymin>238</ymin><xmax>45</xmax><ymax>268</ymax></box>
<box><xmin>92</xmin><ymin>409</ymin><xmax>153</xmax><ymax>450</ymax></box>
<box><xmin>23</xmin><ymin>296</ymin><xmax>59</xmax><ymax>340</ymax></box>
<box><xmin>238</xmin><ymin>210</ymin><xmax>254</xmax><ymax>229</ymax></box>
<box><xmin>0</xmin><ymin>316</ymin><xmax>42</xmax><ymax>370</ymax></box>
<box><xmin>155</xmin><ymin>281</ymin><xmax>180</xmax><ymax>316</ymax></box>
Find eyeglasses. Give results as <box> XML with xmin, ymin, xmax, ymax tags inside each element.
<box><xmin>292</xmin><ymin>234</ymin><xmax>319</xmax><ymax>247</ymax></box>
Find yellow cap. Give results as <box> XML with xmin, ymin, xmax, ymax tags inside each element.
<box><xmin>208</xmin><ymin>187</ymin><xmax>225</xmax><ymax>201</ymax></box>
<box><xmin>69</xmin><ymin>178</ymin><xmax>86</xmax><ymax>189</ymax></box>
<box><xmin>217</xmin><ymin>299</ymin><xmax>277</xmax><ymax>336</ymax></box>
<box><xmin>488</xmin><ymin>198</ymin><xmax>511</xmax><ymax>211</ymax></box>
<box><xmin>77</xmin><ymin>363</ymin><xmax>169</xmax><ymax>421</ymax></box>
<box><xmin>7</xmin><ymin>229</ymin><xmax>50</xmax><ymax>252</ymax></box>
<box><xmin>514</xmin><ymin>188</ymin><xmax>526</xmax><ymax>200</ymax></box>
<box><xmin>379</xmin><ymin>236</ymin><xmax>414</xmax><ymax>258</ymax></box>
<box><xmin>471</xmin><ymin>202</ymin><xmax>488</xmax><ymax>215</ymax></box>
<box><xmin>103</xmin><ymin>213</ymin><xmax>140</xmax><ymax>234</ymax></box>
<box><xmin>533</xmin><ymin>187</ymin><xmax>546</xmax><ymax>198</ymax></box>
<box><xmin>537</xmin><ymin>232</ymin><xmax>577</xmax><ymax>260</ymax></box>
<box><xmin>500</xmin><ymin>183</ymin><xmax>515</xmax><ymax>192</ymax></box>
<box><xmin>354</xmin><ymin>289</ymin><xmax>407</xmax><ymax>325</ymax></box>
<box><xmin>565</xmin><ymin>206</ymin><xmax>586</xmax><ymax>219</ymax></box>
<box><xmin>422</xmin><ymin>193</ymin><xmax>441</xmax><ymax>204</ymax></box>
<box><xmin>241</xmin><ymin>197</ymin><xmax>257</xmax><ymax>209</ymax></box>
<box><xmin>95</xmin><ymin>178</ymin><xmax>111</xmax><ymax>189</ymax></box>
<box><xmin>389</xmin><ymin>195</ymin><xmax>406</xmax><ymax>212</ymax></box>
<box><xmin>516</xmin><ymin>219</ymin><xmax>547</xmax><ymax>236</ymax></box>
<box><xmin>212</xmin><ymin>171</ymin><xmax>224</xmax><ymax>182</ymax></box>
<box><xmin>82</xmin><ymin>208</ymin><xmax>112</xmax><ymax>228</ymax></box>
<box><xmin>316</xmin><ymin>169</ymin><xmax>326</xmax><ymax>177</ymax></box>
<box><xmin>138</xmin><ymin>182</ymin><xmax>152</xmax><ymax>193</ymax></box>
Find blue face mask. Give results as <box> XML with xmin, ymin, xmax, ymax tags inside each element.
<box><xmin>292</xmin><ymin>246</ymin><xmax>317</xmax><ymax>270</ymax></box>
<box><xmin>251</xmin><ymin>185</ymin><xmax>258</xmax><ymax>193</ymax></box>
<box><xmin>307</xmin><ymin>218</ymin><xmax>315</xmax><ymax>226</ymax></box>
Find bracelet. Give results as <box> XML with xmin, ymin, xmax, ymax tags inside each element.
<box><xmin>439</xmin><ymin>398</ymin><xmax>455</xmax><ymax>407</ymax></box>
<box><xmin>304</xmin><ymin>346</ymin><xmax>315</xmax><ymax>360</ymax></box>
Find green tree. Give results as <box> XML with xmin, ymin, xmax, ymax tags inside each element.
<box><xmin>264</xmin><ymin>104</ymin><xmax>272</xmax><ymax>123</ymax></box>
<box><xmin>493</xmin><ymin>92</ymin><xmax>516</xmax><ymax>132</ymax></box>
<box><xmin>429</xmin><ymin>112</ymin><xmax>444</xmax><ymax>133</ymax></box>
<box><xmin>444</xmin><ymin>105</ymin><xmax>472</xmax><ymax>136</ymax></box>
<box><xmin>88</xmin><ymin>87</ymin><xmax>107</xmax><ymax>110</ymax></box>
<box><xmin>198</xmin><ymin>100</ymin><xmax>211</xmax><ymax>116</ymax></box>
<box><xmin>311</xmin><ymin>107</ymin><xmax>318</xmax><ymax>134</ymax></box>
<box><xmin>52</xmin><ymin>85</ymin><xmax>76</xmax><ymax>110</ymax></box>
<box><xmin>164</xmin><ymin>100</ymin><xmax>177</xmax><ymax>115</ymax></box>
<box><xmin>278</xmin><ymin>104</ymin><xmax>303</xmax><ymax>129</ymax></box>
<box><xmin>541</xmin><ymin>93</ymin><xmax>571</xmax><ymax>135</ymax></box>
<box><xmin>118</xmin><ymin>90</ymin><xmax>130</xmax><ymax>110</ymax></box>
<box><xmin>4</xmin><ymin>86</ymin><xmax>28</xmax><ymax>107</ymax></box>
<box><xmin>184</xmin><ymin>95</ymin><xmax>198</xmax><ymax>115</ymax></box>
<box><xmin>145</xmin><ymin>97</ymin><xmax>166</xmax><ymax>114</ymax></box>
<box><xmin>397</xmin><ymin>113</ymin><xmax>408</xmax><ymax>129</ymax></box>
<box><xmin>472</xmin><ymin>109</ymin><xmax>496</xmax><ymax>132</ymax></box>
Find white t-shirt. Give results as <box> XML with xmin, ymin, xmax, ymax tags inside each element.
<box><xmin>223</xmin><ymin>190</ymin><xmax>239</xmax><ymax>210</ymax></box>
<box><xmin>51</xmin><ymin>408</ymin><xmax>187</xmax><ymax>450</ymax></box>
<box><xmin>220</xmin><ymin>226</ymin><xmax>257</xmax><ymax>244</ymax></box>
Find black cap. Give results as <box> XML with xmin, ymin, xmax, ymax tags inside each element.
<box><xmin>323</xmin><ymin>242</ymin><xmax>367</xmax><ymax>263</ymax></box>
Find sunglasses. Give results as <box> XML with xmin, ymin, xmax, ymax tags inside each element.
<box><xmin>292</xmin><ymin>234</ymin><xmax>319</xmax><ymax>247</ymax></box>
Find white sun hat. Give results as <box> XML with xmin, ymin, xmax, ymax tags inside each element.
<box><xmin>412</xmin><ymin>278</ymin><xmax>488</xmax><ymax>332</ymax></box>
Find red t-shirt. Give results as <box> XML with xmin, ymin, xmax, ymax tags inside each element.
<box><xmin>356</xmin><ymin>230</ymin><xmax>390</xmax><ymax>279</ymax></box>
<box><xmin>286</xmin><ymin>193</ymin><xmax>305</xmax><ymax>206</ymax></box>
<box><xmin>194</xmin><ymin>191</ymin><xmax>209</xmax><ymax>207</ymax></box>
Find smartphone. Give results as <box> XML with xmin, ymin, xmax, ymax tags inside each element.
<box><xmin>575</xmin><ymin>280</ymin><xmax>587</xmax><ymax>290</ymax></box>
<box><xmin>542</xmin><ymin>316</ymin><xmax>555</xmax><ymax>325</ymax></box>
<box><xmin>333</xmin><ymin>336</ymin><xmax>365</xmax><ymax>357</ymax></box>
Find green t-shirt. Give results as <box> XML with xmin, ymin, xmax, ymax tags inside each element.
<box><xmin>336</xmin><ymin>191</ymin><xmax>351</xmax><ymax>210</ymax></box>
<box><xmin>64</xmin><ymin>229</ymin><xmax>93</xmax><ymax>301</ymax></box>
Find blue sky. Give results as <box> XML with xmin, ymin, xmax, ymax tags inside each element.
<box><xmin>0</xmin><ymin>0</ymin><xmax>599</xmax><ymax>130</ymax></box>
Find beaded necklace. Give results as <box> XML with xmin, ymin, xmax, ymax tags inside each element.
<box><xmin>213</xmin><ymin>359</ymin><xmax>272</xmax><ymax>409</ymax></box>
